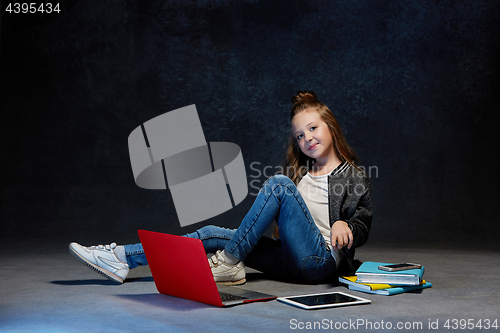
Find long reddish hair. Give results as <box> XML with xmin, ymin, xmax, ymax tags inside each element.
<box><xmin>283</xmin><ymin>91</ymin><xmax>358</xmax><ymax>185</ymax></box>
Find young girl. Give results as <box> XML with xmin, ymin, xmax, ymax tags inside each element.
<box><xmin>69</xmin><ymin>91</ymin><xmax>372</xmax><ymax>285</ymax></box>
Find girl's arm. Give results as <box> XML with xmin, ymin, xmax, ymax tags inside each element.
<box><xmin>330</xmin><ymin>174</ymin><xmax>372</xmax><ymax>250</ymax></box>
<box><xmin>340</xmin><ymin>179</ymin><xmax>373</xmax><ymax>249</ymax></box>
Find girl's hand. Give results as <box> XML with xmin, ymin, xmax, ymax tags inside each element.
<box><xmin>330</xmin><ymin>221</ymin><xmax>353</xmax><ymax>250</ymax></box>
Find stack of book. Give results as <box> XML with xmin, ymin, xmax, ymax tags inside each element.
<box><xmin>339</xmin><ymin>262</ymin><xmax>432</xmax><ymax>296</ymax></box>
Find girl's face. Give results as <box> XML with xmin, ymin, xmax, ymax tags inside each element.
<box><xmin>291</xmin><ymin>109</ymin><xmax>336</xmax><ymax>164</ymax></box>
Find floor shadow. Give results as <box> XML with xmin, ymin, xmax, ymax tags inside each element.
<box><xmin>245</xmin><ymin>272</ymin><xmax>270</xmax><ymax>282</ymax></box>
<box><xmin>51</xmin><ymin>279</ymin><xmax>118</xmax><ymax>286</ymax></box>
<box><xmin>51</xmin><ymin>276</ymin><xmax>154</xmax><ymax>286</ymax></box>
<box><xmin>123</xmin><ymin>276</ymin><xmax>154</xmax><ymax>283</ymax></box>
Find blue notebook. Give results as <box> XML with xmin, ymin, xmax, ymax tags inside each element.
<box><xmin>355</xmin><ymin>262</ymin><xmax>425</xmax><ymax>286</ymax></box>
<box><xmin>340</xmin><ymin>277</ymin><xmax>433</xmax><ymax>295</ymax></box>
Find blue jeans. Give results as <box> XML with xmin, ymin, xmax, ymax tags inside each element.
<box><xmin>125</xmin><ymin>175</ymin><xmax>337</xmax><ymax>283</ymax></box>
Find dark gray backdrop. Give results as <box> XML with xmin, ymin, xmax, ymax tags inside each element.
<box><xmin>1</xmin><ymin>0</ymin><xmax>499</xmax><ymax>245</ymax></box>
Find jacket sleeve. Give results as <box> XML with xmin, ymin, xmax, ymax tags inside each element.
<box><xmin>339</xmin><ymin>176</ymin><xmax>373</xmax><ymax>249</ymax></box>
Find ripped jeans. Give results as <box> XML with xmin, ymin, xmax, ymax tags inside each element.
<box><xmin>125</xmin><ymin>175</ymin><xmax>338</xmax><ymax>284</ymax></box>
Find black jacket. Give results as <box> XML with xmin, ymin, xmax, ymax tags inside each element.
<box><xmin>328</xmin><ymin>163</ymin><xmax>373</xmax><ymax>275</ymax></box>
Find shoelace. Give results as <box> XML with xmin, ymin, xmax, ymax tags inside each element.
<box><xmin>209</xmin><ymin>251</ymin><xmax>224</xmax><ymax>267</ymax></box>
<box><xmin>90</xmin><ymin>242</ymin><xmax>117</xmax><ymax>251</ymax></box>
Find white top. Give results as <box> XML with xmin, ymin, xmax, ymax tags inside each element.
<box><xmin>297</xmin><ymin>164</ymin><xmax>347</xmax><ymax>267</ymax></box>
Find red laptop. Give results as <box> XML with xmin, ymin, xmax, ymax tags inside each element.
<box><xmin>137</xmin><ymin>229</ymin><xmax>277</xmax><ymax>307</ymax></box>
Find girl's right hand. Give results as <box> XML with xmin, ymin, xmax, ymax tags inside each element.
<box><xmin>330</xmin><ymin>221</ymin><xmax>353</xmax><ymax>250</ymax></box>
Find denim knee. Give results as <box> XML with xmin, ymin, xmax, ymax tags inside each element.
<box><xmin>187</xmin><ymin>225</ymin><xmax>234</xmax><ymax>241</ymax></box>
<box><xmin>264</xmin><ymin>174</ymin><xmax>295</xmax><ymax>188</ymax></box>
<box><xmin>186</xmin><ymin>225</ymin><xmax>215</xmax><ymax>239</ymax></box>
<box><xmin>261</xmin><ymin>175</ymin><xmax>296</xmax><ymax>196</ymax></box>
<box><xmin>196</xmin><ymin>225</ymin><xmax>215</xmax><ymax>237</ymax></box>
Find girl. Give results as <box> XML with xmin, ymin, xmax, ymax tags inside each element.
<box><xmin>69</xmin><ymin>91</ymin><xmax>372</xmax><ymax>285</ymax></box>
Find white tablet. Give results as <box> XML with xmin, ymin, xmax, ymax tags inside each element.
<box><xmin>277</xmin><ymin>291</ymin><xmax>371</xmax><ymax>310</ymax></box>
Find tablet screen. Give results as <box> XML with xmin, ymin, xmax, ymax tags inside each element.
<box><xmin>278</xmin><ymin>291</ymin><xmax>371</xmax><ymax>310</ymax></box>
<box><xmin>288</xmin><ymin>292</ymin><xmax>359</xmax><ymax>306</ymax></box>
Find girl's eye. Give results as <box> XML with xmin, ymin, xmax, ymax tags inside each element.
<box><xmin>296</xmin><ymin>134</ymin><xmax>303</xmax><ymax>140</ymax></box>
<box><xmin>310</xmin><ymin>126</ymin><xmax>317</xmax><ymax>131</ymax></box>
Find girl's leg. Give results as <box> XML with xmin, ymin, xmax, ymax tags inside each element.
<box><xmin>124</xmin><ymin>225</ymin><xmax>237</xmax><ymax>269</ymax></box>
<box><xmin>223</xmin><ymin>175</ymin><xmax>336</xmax><ymax>283</ymax></box>
<box><xmin>128</xmin><ymin>175</ymin><xmax>335</xmax><ymax>283</ymax></box>
<box><xmin>185</xmin><ymin>225</ymin><xmax>237</xmax><ymax>253</ymax></box>
<box><xmin>68</xmin><ymin>225</ymin><xmax>236</xmax><ymax>284</ymax></box>
<box><xmin>124</xmin><ymin>243</ymin><xmax>148</xmax><ymax>269</ymax></box>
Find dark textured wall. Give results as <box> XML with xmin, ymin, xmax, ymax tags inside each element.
<box><xmin>1</xmin><ymin>0</ymin><xmax>499</xmax><ymax>244</ymax></box>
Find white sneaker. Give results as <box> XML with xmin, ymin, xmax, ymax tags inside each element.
<box><xmin>69</xmin><ymin>242</ymin><xmax>129</xmax><ymax>284</ymax></box>
<box><xmin>208</xmin><ymin>250</ymin><xmax>246</xmax><ymax>286</ymax></box>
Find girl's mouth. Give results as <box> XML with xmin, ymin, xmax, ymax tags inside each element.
<box><xmin>308</xmin><ymin>144</ymin><xmax>318</xmax><ymax>151</ymax></box>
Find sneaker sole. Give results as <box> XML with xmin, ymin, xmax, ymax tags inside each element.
<box><xmin>215</xmin><ymin>278</ymin><xmax>246</xmax><ymax>286</ymax></box>
<box><xmin>68</xmin><ymin>244</ymin><xmax>124</xmax><ymax>284</ymax></box>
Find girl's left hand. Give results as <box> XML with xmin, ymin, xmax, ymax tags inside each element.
<box><xmin>330</xmin><ymin>221</ymin><xmax>353</xmax><ymax>250</ymax></box>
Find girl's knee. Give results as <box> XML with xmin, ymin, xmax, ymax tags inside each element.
<box><xmin>196</xmin><ymin>225</ymin><xmax>220</xmax><ymax>236</ymax></box>
<box><xmin>186</xmin><ymin>225</ymin><xmax>216</xmax><ymax>239</ymax></box>
<box><xmin>265</xmin><ymin>174</ymin><xmax>294</xmax><ymax>187</ymax></box>
<box><xmin>191</xmin><ymin>225</ymin><xmax>235</xmax><ymax>241</ymax></box>
<box><xmin>260</xmin><ymin>175</ymin><xmax>297</xmax><ymax>197</ymax></box>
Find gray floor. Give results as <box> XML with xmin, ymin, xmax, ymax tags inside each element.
<box><xmin>1</xmin><ymin>239</ymin><xmax>499</xmax><ymax>333</ymax></box>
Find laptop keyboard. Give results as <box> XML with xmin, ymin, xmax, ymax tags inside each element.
<box><xmin>219</xmin><ymin>292</ymin><xmax>246</xmax><ymax>302</ymax></box>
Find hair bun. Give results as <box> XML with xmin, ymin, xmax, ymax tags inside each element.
<box><xmin>291</xmin><ymin>91</ymin><xmax>316</xmax><ymax>104</ymax></box>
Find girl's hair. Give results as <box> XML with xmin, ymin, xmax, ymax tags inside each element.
<box><xmin>283</xmin><ymin>91</ymin><xmax>358</xmax><ymax>185</ymax></box>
